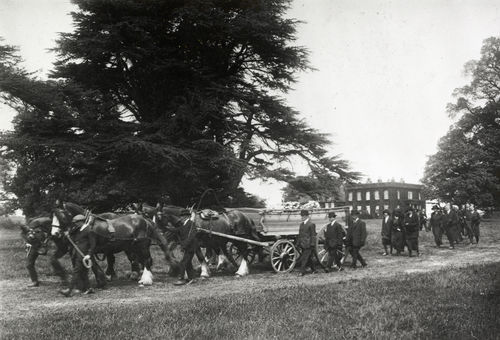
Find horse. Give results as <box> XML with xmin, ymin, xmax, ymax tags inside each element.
<box><xmin>51</xmin><ymin>202</ymin><xmax>178</xmax><ymax>286</ymax></box>
<box><xmin>157</xmin><ymin>205</ymin><xmax>260</xmax><ymax>279</ymax></box>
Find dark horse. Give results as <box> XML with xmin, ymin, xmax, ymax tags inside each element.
<box><xmin>51</xmin><ymin>202</ymin><xmax>177</xmax><ymax>285</ymax></box>
<box><xmin>157</xmin><ymin>205</ymin><xmax>260</xmax><ymax>279</ymax></box>
<box><xmin>21</xmin><ymin>212</ymin><xmax>108</xmax><ymax>288</ymax></box>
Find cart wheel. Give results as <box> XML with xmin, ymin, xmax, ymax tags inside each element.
<box><xmin>270</xmin><ymin>239</ymin><xmax>298</xmax><ymax>273</ymax></box>
<box><xmin>227</xmin><ymin>242</ymin><xmax>257</xmax><ymax>266</ymax></box>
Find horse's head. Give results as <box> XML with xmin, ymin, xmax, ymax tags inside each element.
<box><xmin>50</xmin><ymin>202</ymin><xmax>85</xmax><ymax>237</ymax></box>
<box><xmin>159</xmin><ymin>206</ymin><xmax>191</xmax><ymax>228</ymax></box>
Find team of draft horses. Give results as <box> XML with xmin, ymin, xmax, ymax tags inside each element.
<box><xmin>20</xmin><ymin>200</ymin><xmax>482</xmax><ymax>297</ymax></box>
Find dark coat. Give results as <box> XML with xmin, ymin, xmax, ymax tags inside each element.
<box><xmin>298</xmin><ymin>219</ymin><xmax>316</xmax><ymax>249</ymax></box>
<box><xmin>404</xmin><ymin>212</ymin><xmax>419</xmax><ymax>237</ymax></box>
<box><xmin>430</xmin><ymin>212</ymin><xmax>442</xmax><ymax>229</ymax></box>
<box><xmin>471</xmin><ymin>211</ymin><xmax>481</xmax><ymax>224</ymax></box>
<box><xmin>381</xmin><ymin>215</ymin><xmax>393</xmax><ymax>240</ymax></box>
<box><xmin>324</xmin><ymin>221</ymin><xmax>345</xmax><ymax>249</ymax></box>
<box><xmin>348</xmin><ymin>218</ymin><xmax>367</xmax><ymax>248</ymax></box>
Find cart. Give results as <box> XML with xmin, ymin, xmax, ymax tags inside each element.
<box><xmin>196</xmin><ymin>206</ymin><xmax>351</xmax><ymax>273</ymax></box>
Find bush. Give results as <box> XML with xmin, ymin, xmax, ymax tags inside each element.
<box><xmin>0</xmin><ymin>215</ymin><xmax>25</xmax><ymax>230</ymax></box>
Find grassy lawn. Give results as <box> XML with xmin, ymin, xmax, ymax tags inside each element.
<box><xmin>0</xmin><ymin>263</ymin><xmax>499</xmax><ymax>339</ymax></box>
<box><xmin>0</xmin><ymin>218</ymin><xmax>499</xmax><ymax>339</ymax></box>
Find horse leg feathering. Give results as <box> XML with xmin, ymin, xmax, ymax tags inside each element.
<box><xmin>138</xmin><ymin>268</ymin><xmax>153</xmax><ymax>286</ymax></box>
<box><xmin>200</xmin><ymin>261</ymin><xmax>210</xmax><ymax>278</ymax></box>
<box><xmin>235</xmin><ymin>258</ymin><xmax>250</xmax><ymax>277</ymax></box>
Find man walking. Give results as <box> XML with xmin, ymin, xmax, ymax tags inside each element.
<box><xmin>429</xmin><ymin>205</ymin><xmax>443</xmax><ymax>247</ymax></box>
<box><xmin>297</xmin><ymin>210</ymin><xmax>318</xmax><ymax>276</ymax></box>
<box><xmin>323</xmin><ymin>212</ymin><xmax>346</xmax><ymax>271</ymax></box>
<box><xmin>404</xmin><ymin>207</ymin><xmax>420</xmax><ymax>257</ymax></box>
<box><xmin>346</xmin><ymin>209</ymin><xmax>367</xmax><ymax>269</ymax></box>
<box><xmin>381</xmin><ymin>209</ymin><xmax>393</xmax><ymax>255</ymax></box>
<box><xmin>391</xmin><ymin>209</ymin><xmax>405</xmax><ymax>255</ymax></box>
<box><xmin>470</xmin><ymin>207</ymin><xmax>481</xmax><ymax>244</ymax></box>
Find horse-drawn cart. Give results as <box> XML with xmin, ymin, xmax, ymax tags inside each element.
<box><xmin>197</xmin><ymin>206</ymin><xmax>351</xmax><ymax>273</ymax></box>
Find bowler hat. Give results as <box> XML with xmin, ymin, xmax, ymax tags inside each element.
<box><xmin>72</xmin><ymin>214</ymin><xmax>86</xmax><ymax>223</ymax></box>
<box><xmin>328</xmin><ymin>212</ymin><xmax>336</xmax><ymax>218</ymax></box>
<box><xmin>300</xmin><ymin>210</ymin><xmax>309</xmax><ymax>216</ymax></box>
<box><xmin>351</xmin><ymin>209</ymin><xmax>360</xmax><ymax>216</ymax></box>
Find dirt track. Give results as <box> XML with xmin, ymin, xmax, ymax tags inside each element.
<box><xmin>1</xmin><ymin>225</ymin><xmax>499</xmax><ymax>322</ymax></box>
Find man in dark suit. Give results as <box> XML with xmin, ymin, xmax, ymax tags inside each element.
<box><xmin>470</xmin><ymin>207</ymin><xmax>481</xmax><ymax>244</ymax></box>
<box><xmin>323</xmin><ymin>212</ymin><xmax>346</xmax><ymax>271</ymax></box>
<box><xmin>297</xmin><ymin>209</ymin><xmax>317</xmax><ymax>276</ymax></box>
<box><xmin>404</xmin><ymin>207</ymin><xmax>420</xmax><ymax>257</ymax></box>
<box><xmin>429</xmin><ymin>205</ymin><xmax>443</xmax><ymax>247</ymax></box>
<box><xmin>346</xmin><ymin>209</ymin><xmax>367</xmax><ymax>269</ymax></box>
<box><xmin>381</xmin><ymin>209</ymin><xmax>393</xmax><ymax>256</ymax></box>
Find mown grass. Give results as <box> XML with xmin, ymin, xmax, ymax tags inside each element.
<box><xmin>1</xmin><ymin>218</ymin><xmax>499</xmax><ymax>339</ymax></box>
<box><xmin>1</xmin><ymin>263</ymin><xmax>499</xmax><ymax>339</ymax></box>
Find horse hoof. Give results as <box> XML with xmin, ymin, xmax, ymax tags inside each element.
<box><xmin>138</xmin><ymin>284</ymin><xmax>144</xmax><ymax>288</ymax></box>
<box><xmin>130</xmin><ymin>272</ymin><xmax>139</xmax><ymax>281</ymax></box>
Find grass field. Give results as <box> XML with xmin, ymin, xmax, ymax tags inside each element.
<box><xmin>1</xmin><ymin>218</ymin><xmax>499</xmax><ymax>339</ymax></box>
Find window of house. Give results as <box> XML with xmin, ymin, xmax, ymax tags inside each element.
<box><xmin>408</xmin><ymin>191</ymin><xmax>413</xmax><ymax>199</ymax></box>
<box><xmin>374</xmin><ymin>191</ymin><xmax>380</xmax><ymax>200</ymax></box>
<box><xmin>366</xmin><ymin>191</ymin><xmax>370</xmax><ymax>201</ymax></box>
<box><xmin>384</xmin><ymin>204</ymin><xmax>389</xmax><ymax>210</ymax></box>
<box><xmin>366</xmin><ymin>206</ymin><xmax>371</xmax><ymax>215</ymax></box>
<box><xmin>348</xmin><ymin>192</ymin><xmax>353</xmax><ymax>201</ymax></box>
<box><xmin>383</xmin><ymin>190</ymin><xmax>389</xmax><ymax>200</ymax></box>
<box><xmin>357</xmin><ymin>192</ymin><xmax>361</xmax><ymax>201</ymax></box>
<box><xmin>418</xmin><ymin>192</ymin><xmax>421</xmax><ymax>200</ymax></box>
<box><xmin>397</xmin><ymin>190</ymin><xmax>400</xmax><ymax>199</ymax></box>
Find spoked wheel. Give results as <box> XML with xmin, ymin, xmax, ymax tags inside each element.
<box><xmin>227</xmin><ymin>242</ymin><xmax>257</xmax><ymax>266</ymax></box>
<box><xmin>270</xmin><ymin>239</ymin><xmax>298</xmax><ymax>273</ymax></box>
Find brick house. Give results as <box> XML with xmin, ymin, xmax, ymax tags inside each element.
<box><xmin>344</xmin><ymin>181</ymin><xmax>425</xmax><ymax>217</ymax></box>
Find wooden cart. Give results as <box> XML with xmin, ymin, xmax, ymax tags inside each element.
<box><xmin>198</xmin><ymin>206</ymin><xmax>351</xmax><ymax>273</ymax></box>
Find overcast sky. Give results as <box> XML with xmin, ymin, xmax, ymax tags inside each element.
<box><xmin>1</xmin><ymin>0</ymin><xmax>499</xmax><ymax>206</ymax></box>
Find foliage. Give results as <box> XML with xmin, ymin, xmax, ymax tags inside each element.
<box><xmin>50</xmin><ymin>0</ymin><xmax>358</xmax><ymax>193</ymax></box>
<box><xmin>1</xmin><ymin>1</ymin><xmax>357</xmax><ymax>213</ymax></box>
<box><xmin>282</xmin><ymin>164</ymin><xmax>349</xmax><ymax>203</ymax></box>
<box><xmin>423</xmin><ymin>37</ymin><xmax>500</xmax><ymax>208</ymax></box>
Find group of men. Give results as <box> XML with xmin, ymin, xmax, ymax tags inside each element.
<box><xmin>296</xmin><ymin>203</ymin><xmax>483</xmax><ymax>276</ymax></box>
<box><xmin>297</xmin><ymin>209</ymin><xmax>367</xmax><ymax>275</ymax></box>
<box><xmin>380</xmin><ymin>204</ymin><xmax>482</xmax><ymax>256</ymax></box>
<box><xmin>428</xmin><ymin>205</ymin><xmax>481</xmax><ymax>249</ymax></box>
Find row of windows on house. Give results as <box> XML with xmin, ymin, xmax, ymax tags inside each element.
<box><xmin>349</xmin><ymin>204</ymin><xmax>423</xmax><ymax>215</ymax></box>
<box><xmin>347</xmin><ymin>190</ymin><xmax>421</xmax><ymax>202</ymax></box>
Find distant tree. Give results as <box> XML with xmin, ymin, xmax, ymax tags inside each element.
<box><xmin>423</xmin><ymin>37</ymin><xmax>500</xmax><ymax>208</ymax></box>
<box><xmin>282</xmin><ymin>166</ymin><xmax>345</xmax><ymax>203</ymax></box>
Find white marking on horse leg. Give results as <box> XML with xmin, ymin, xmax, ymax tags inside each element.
<box><xmin>235</xmin><ymin>258</ymin><xmax>249</xmax><ymax>277</ymax></box>
<box><xmin>50</xmin><ymin>226</ymin><xmax>61</xmax><ymax>236</ymax></box>
<box><xmin>138</xmin><ymin>268</ymin><xmax>153</xmax><ymax>286</ymax></box>
<box><xmin>183</xmin><ymin>271</ymin><xmax>188</xmax><ymax>280</ymax></box>
<box><xmin>201</xmin><ymin>261</ymin><xmax>210</xmax><ymax>278</ymax></box>
<box><xmin>216</xmin><ymin>254</ymin><xmax>228</xmax><ymax>271</ymax></box>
